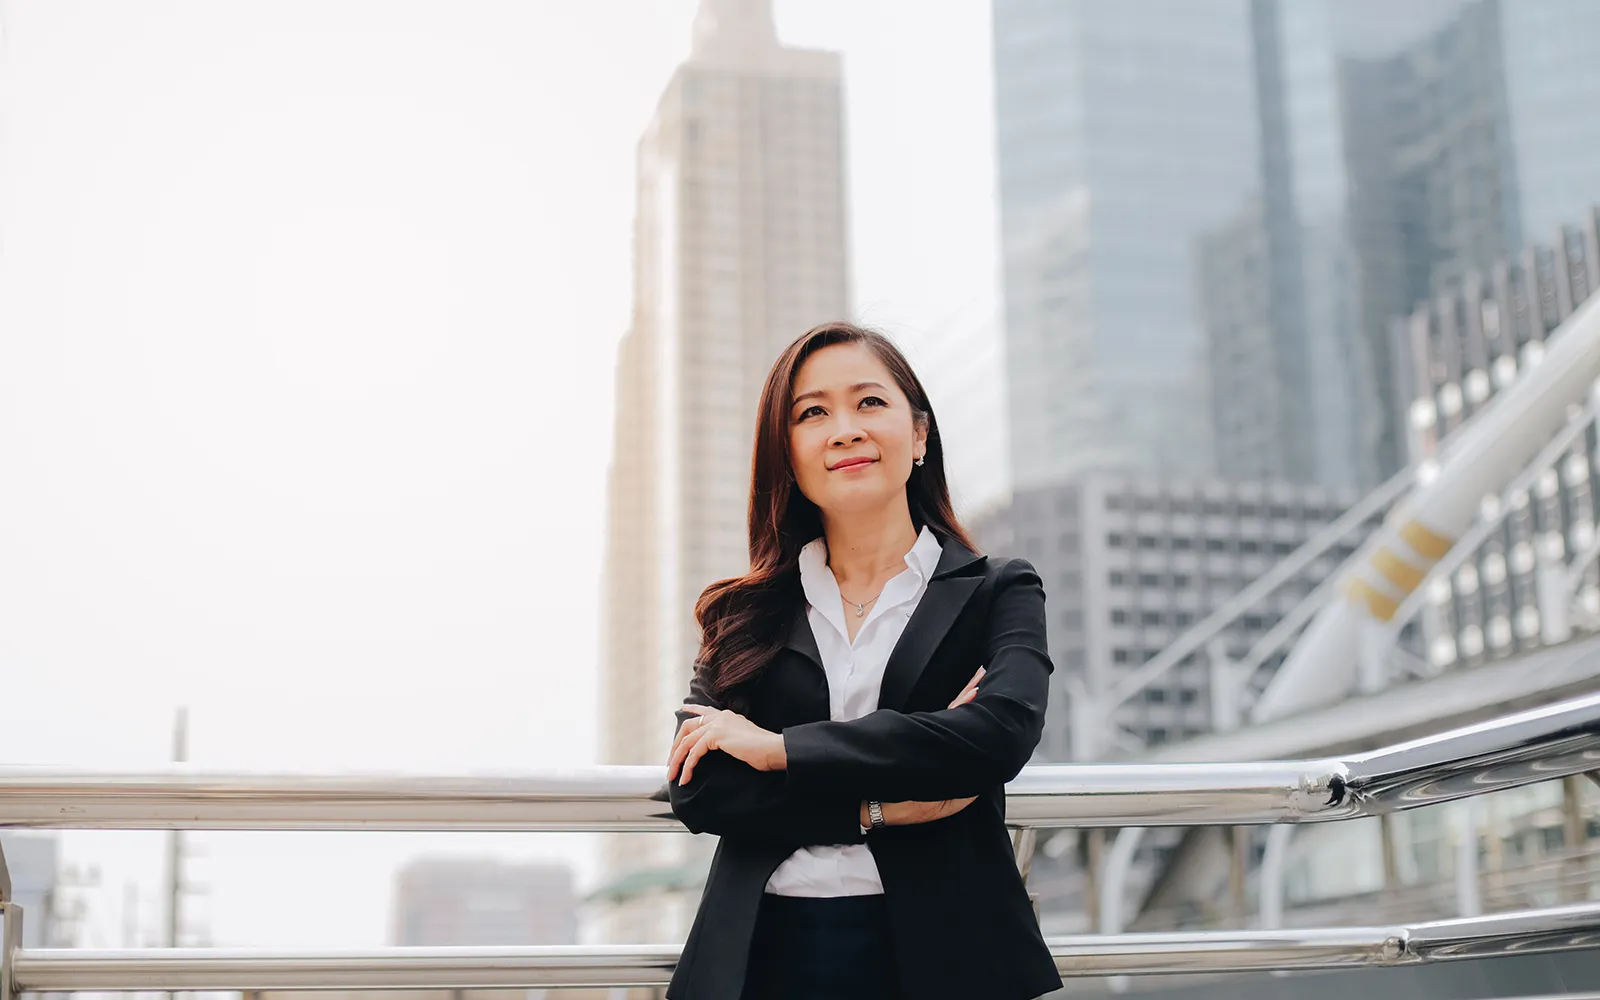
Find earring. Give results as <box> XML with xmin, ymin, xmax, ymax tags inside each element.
<box><xmin>915</xmin><ymin>456</ymin><xmax>925</xmax><ymax>467</ymax></box>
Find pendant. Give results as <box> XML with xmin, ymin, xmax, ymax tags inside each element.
<box><xmin>854</xmin><ymin>603</ymin><xmax>866</xmax><ymax>618</ymax></box>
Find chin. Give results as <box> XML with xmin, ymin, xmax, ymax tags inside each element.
<box><xmin>818</xmin><ymin>484</ymin><xmax>898</xmax><ymax>516</ymax></box>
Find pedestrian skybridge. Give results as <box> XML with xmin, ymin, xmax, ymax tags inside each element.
<box><xmin>1</xmin><ymin>691</ymin><xmax>1596</xmax><ymax>995</ymax></box>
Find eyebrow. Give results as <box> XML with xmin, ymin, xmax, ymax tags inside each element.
<box><xmin>791</xmin><ymin>381</ymin><xmax>890</xmax><ymax>408</ymax></box>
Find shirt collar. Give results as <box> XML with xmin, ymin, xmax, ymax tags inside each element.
<box><xmin>797</xmin><ymin>525</ymin><xmax>943</xmax><ymax>619</ymax></box>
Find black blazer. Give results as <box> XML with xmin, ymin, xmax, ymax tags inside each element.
<box><xmin>665</xmin><ymin>538</ymin><xmax>1062</xmax><ymax>1000</ymax></box>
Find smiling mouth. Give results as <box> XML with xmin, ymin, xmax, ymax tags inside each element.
<box><xmin>830</xmin><ymin>458</ymin><xmax>877</xmax><ymax>471</ymax></box>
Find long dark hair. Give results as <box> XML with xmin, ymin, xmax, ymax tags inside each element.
<box><xmin>693</xmin><ymin>321</ymin><xmax>979</xmax><ymax>709</ymax></box>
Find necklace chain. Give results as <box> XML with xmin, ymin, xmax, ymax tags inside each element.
<box><xmin>840</xmin><ymin>587</ymin><xmax>886</xmax><ymax>618</ymax></box>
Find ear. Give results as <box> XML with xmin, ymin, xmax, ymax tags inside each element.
<box><xmin>913</xmin><ymin>415</ymin><xmax>930</xmax><ymax>462</ymax></box>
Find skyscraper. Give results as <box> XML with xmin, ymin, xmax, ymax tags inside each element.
<box><xmin>598</xmin><ymin>0</ymin><xmax>851</xmax><ymax>941</ymax></box>
<box><xmin>993</xmin><ymin>0</ymin><xmax>1260</xmax><ymax>489</ymax></box>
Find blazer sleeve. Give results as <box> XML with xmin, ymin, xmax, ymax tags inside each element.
<box><xmin>667</xmin><ymin>668</ymin><xmax>866</xmax><ymax>848</ymax></box>
<box><xmin>780</xmin><ymin>557</ymin><xmax>1052</xmax><ymax>802</ymax></box>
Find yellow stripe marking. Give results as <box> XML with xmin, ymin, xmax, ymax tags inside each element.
<box><xmin>1400</xmin><ymin>520</ymin><xmax>1453</xmax><ymax>561</ymax></box>
<box><xmin>1345</xmin><ymin>578</ymin><xmax>1400</xmax><ymax>621</ymax></box>
<box><xmin>1373</xmin><ymin>546</ymin><xmax>1428</xmax><ymax>594</ymax></box>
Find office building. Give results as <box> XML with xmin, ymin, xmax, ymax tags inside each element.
<box><xmin>1391</xmin><ymin>208</ymin><xmax>1600</xmax><ymax>669</ymax></box>
<box><xmin>1342</xmin><ymin>0</ymin><xmax>1600</xmax><ymax>477</ymax></box>
<box><xmin>975</xmin><ymin>473</ymin><xmax>1361</xmax><ymax>763</ymax></box>
<box><xmin>993</xmin><ymin>0</ymin><xmax>1260</xmax><ymax>488</ymax></box>
<box><xmin>598</xmin><ymin>0</ymin><xmax>851</xmax><ymax>942</ymax></box>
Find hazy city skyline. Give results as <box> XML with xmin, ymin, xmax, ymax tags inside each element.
<box><xmin>0</xmin><ymin>0</ymin><xmax>998</xmax><ymax>951</ymax></box>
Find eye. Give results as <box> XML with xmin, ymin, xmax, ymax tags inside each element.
<box><xmin>796</xmin><ymin>404</ymin><xmax>826</xmax><ymax>421</ymax></box>
<box><xmin>858</xmin><ymin>395</ymin><xmax>888</xmax><ymax>409</ymax></box>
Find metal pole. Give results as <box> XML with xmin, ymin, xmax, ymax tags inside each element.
<box><xmin>11</xmin><ymin>904</ymin><xmax>1600</xmax><ymax>989</ymax></box>
<box><xmin>1380</xmin><ymin>813</ymin><xmax>1400</xmax><ymax>889</ymax></box>
<box><xmin>1229</xmin><ymin>826</ymin><xmax>1250</xmax><ymax>922</ymax></box>
<box><xmin>1</xmin><ymin>691</ymin><xmax>1597</xmax><ymax>832</ymax></box>
<box><xmin>167</xmin><ymin>707</ymin><xmax>187</xmax><ymax>951</ymax></box>
<box><xmin>1082</xmin><ymin>829</ymin><xmax>1103</xmax><ymax>932</ymax></box>
<box><xmin>1258</xmin><ymin>825</ymin><xmax>1295</xmax><ymax>930</ymax></box>
<box><xmin>1</xmin><ymin>903</ymin><xmax>24</xmax><ymax>1000</ymax></box>
<box><xmin>1455</xmin><ymin>801</ymin><xmax>1481</xmax><ymax>918</ymax></box>
<box><xmin>1563</xmin><ymin>775</ymin><xmax>1588</xmax><ymax>903</ymax></box>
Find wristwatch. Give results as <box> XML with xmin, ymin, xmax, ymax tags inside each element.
<box><xmin>867</xmin><ymin>800</ymin><xmax>886</xmax><ymax>831</ymax></box>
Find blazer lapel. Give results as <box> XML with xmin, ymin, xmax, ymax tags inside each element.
<box><xmin>877</xmin><ymin>538</ymin><xmax>986</xmax><ymax>712</ymax></box>
<box><xmin>779</xmin><ymin>602</ymin><xmax>832</xmax><ymax>720</ymax></box>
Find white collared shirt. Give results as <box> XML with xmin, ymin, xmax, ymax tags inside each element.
<box><xmin>765</xmin><ymin>524</ymin><xmax>944</xmax><ymax>897</ymax></box>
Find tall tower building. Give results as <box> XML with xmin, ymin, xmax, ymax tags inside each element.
<box><xmin>993</xmin><ymin>1</ymin><xmax>1260</xmax><ymax>489</ymax></box>
<box><xmin>598</xmin><ymin>0</ymin><xmax>851</xmax><ymax>941</ymax></box>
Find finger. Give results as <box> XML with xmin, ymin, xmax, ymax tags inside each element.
<box><xmin>679</xmin><ymin>728</ymin><xmax>719</xmax><ymax>785</ymax></box>
<box><xmin>681</xmin><ymin>704</ymin><xmax>716</xmax><ymax>717</ymax></box>
<box><xmin>666</xmin><ymin>718</ymin><xmax>706</xmax><ymax>779</ymax></box>
<box><xmin>948</xmin><ymin>674</ymin><xmax>982</xmax><ymax>709</ymax></box>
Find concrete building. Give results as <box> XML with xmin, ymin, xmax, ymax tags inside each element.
<box><xmin>598</xmin><ymin>0</ymin><xmax>851</xmax><ymax>942</ymax></box>
<box><xmin>975</xmin><ymin>472</ymin><xmax>1361</xmax><ymax>763</ymax></box>
<box><xmin>973</xmin><ymin>473</ymin><xmax>1363</xmax><ymax>929</ymax></box>
<box><xmin>391</xmin><ymin>857</ymin><xmax>575</xmax><ymax>948</ymax></box>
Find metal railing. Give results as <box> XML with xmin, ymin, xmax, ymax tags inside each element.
<box><xmin>1</xmin><ymin>690</ymin><xmax>1598</xmax><ymax>994</ymax></box>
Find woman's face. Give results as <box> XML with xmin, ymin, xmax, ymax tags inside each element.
<box><xmin>787</xmin><ymin>341</ymin><xmax>927</xmax><ymax>519</ymax></box>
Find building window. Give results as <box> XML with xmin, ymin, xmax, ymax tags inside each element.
<box><xmin>1111</xmin><ymin>609</ymin><xmax>1129</xmax><ymax>625</ymax></box>
<box><xmin>1109</xmin><ymin>533</ymin><xmax>1126</xmax><ymax>548</ymax></box>
<box><xmin>1137</xmin><ymin>535</ymin><xmax>1160</xmax><ymax>550</ymax></box>
<box><xmin>1110</xmin><ymin>571</ymin><xmax>1127</xmax><ymax>586</ymax></box>
<box><xmin>1113</xmin><ymin>648</ymin><xmax>1130</xmax><ymax>664</ymax></box>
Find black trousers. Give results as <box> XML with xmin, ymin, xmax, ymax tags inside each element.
<box><xmin>740</xmin><ymin>893</ymin><xmax>899</xmax><ymax>1000</ymax></box>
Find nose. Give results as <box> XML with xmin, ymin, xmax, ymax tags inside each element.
<box><xmin>828</xmin><ymin>413</ymin><xmax>866</xmax><ymax>448</ymax></box>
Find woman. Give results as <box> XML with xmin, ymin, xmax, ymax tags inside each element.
<box><xmin>662</xmin><ymin>322</ymin><xmax>1061</xmax><ymax>1000</ymax></box>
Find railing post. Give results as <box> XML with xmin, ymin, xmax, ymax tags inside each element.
<box><xmin>1380</xmin><ymin>813</ymin><xmax>1400</xmax><ymax>890</ymax></box>
<box><xmin>1563</xmin><ymin>775</ymin><xmax>1589</xmax><ymax>903</ymax></box>
<box><xmin>1</xmin><ymin>902</ymin><xmax>23</xmax><ymax>1000</ymax></box>
<box><xmin>1258</xmin><ymin>825</ymin><xmax>1295</xmax><ymax>929</ymax></box>
<box><xmin>1083</xmin><ymin>828</ymin><xmax>1104</xmax><ymax>932</ymax></box>
<box><xmin>1455</xmin><ymin>801</ymin><xmax>1482</xmax><ymax>918</ymax></box>
<box><xmin>1229</xmin><ymin>826</ymin><xmax>1250</xmax><ymax>922</ymax></box>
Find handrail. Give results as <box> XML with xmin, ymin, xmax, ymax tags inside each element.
<box><xmin>2</xmin><ymin>692</ymin><xmax>1597</xmax><ymax>831</ymax></box>
<box><xmin>8</xmin><ymin>903</ymin><xmax>1600</xmax><ymax>990</ymax></box>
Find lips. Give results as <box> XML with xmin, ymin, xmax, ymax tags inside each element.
<box><xmin>829</xmin><ymin>457</ymin><xmax>877</xmax><ymax>471</ymax></box>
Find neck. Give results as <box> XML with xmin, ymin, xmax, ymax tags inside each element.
<box><xmin>820</xmin><ymin>497</ymin><xmax>921</xmax><ymax>593</ymax></box>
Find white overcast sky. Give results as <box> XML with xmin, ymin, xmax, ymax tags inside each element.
<box><xmin>0</xmin><ymin>1</ymin><xmax>998</xmax><ymax>949</ymax></box>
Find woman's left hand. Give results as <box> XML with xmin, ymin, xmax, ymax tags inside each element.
<box><xmin>668</xmin><ymin>705</ymin><xmax>786</xmax><ymax>785</ymax></box>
